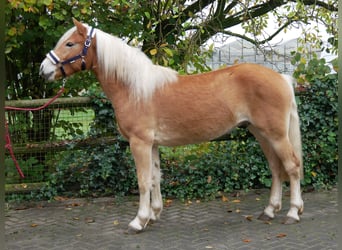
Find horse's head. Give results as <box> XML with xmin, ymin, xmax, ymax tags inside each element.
<box><xmin>40</xmin><ymin>18</ymin><xmax>96</xmax><ymax>81</ymax></box>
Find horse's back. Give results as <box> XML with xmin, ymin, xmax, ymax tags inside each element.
<box><xmin>221</xmin><ymin>63</ymin><xmax>290</xmax><ymax>90</ymax></box>
<box><xmin>151</xmin><ymin>63</ymin><xmax>292</xmax><ymax>145</ymax></box>
<box><xmin>180</xmin><ymin>63</ymin><xmax>293</xmax><ymax>108</ymax></box>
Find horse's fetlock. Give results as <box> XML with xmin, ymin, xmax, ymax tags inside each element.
<box><xmin>152</xmin><ymin>206</ymin><xmax>162</xmax><ymax>218</ymax></box>
<box><xmin>273</xmin><ymin>203</ymin><xmax>281</xmax><ymax>212</ymax></box>
<box><xmin>263</xmin><ymin>205</ymin><xmax>275</xmax><ymax>219</ymax></box>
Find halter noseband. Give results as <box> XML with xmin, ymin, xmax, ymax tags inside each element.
<box><xmin>46</xmin><ymin>26</ymin><xmax>96</xmax><ymax>78</ymax></box>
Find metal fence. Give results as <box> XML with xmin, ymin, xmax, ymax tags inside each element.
<box><xmin>207</xmin><ymin>38</ymin><xmax>321</xmax><ymax>74</ymax></box>
<box><xmin>5</xmin><ymin>97</ymin><xmax>95</xmax><ymax>186</ymax></box>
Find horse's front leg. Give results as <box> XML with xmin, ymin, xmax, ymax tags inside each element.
<box><xmin>150</xmin><ymin>145</ymin><xmax>163</xmax><ymax>221</ymax></box>
<box><xmin>128</xmin><ymin>138</ymin><xmax>153</xmax><ymax>233</ymax></box>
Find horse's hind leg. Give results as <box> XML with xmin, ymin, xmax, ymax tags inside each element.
<box><xmin>249</xmin><ymin>126</ymin><xmax>283</xmax><ymax>221</ymax></box>
<box><xmin>267</xmin><ymin>136</ymin><xmax>303</xmax><ymax>223</ymax></box>
<box><xmin>150</xmin><ymin>145</ymin><xmax>163</xmax><ymax>221</ymax></box>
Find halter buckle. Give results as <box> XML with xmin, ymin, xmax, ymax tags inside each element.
<box><xmin>84</xmin><ymin>38</ymin><xmax>91</xmax><ymax>48</ymax></box>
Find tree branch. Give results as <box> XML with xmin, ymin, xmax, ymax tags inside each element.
<box><xmin>289</xmin><ymin>0</ymin><xmax>338</xmax><ymax>11</ymax></box>
<box><xmin>149</xmin><ymin>0</ymin><xmax>337</xmax><ymax>53</ymax></box>
<box><xmin>224</xmin><ymin>0</ymin><xmax>239</xmax><ymax>14</ymax></box>
<box><xmin>190</xmin><ymin>0</ymin><xmax>287</xmax><ymax>45</ymax></box>
<box><xmin>220</xmin><ymin>19</ymin><xmax>296</xmax><ymax>46</ymax></box>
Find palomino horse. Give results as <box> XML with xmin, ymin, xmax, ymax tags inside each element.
<box><xmin>40</xmin><ymin>19</ymin><xmax>303</xmax><ymax>233</ymax></box>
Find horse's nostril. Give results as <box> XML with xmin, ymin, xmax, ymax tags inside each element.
<box><xmin>43</xmin><ymin>71</ymin><xmax>54</xmax><ymax>80</ymax></box>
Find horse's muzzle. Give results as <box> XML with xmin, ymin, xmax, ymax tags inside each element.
<box><xmin>39</xmin><ymin>59</ymin><xmax>56</xmax><ymax>81</ymax></box>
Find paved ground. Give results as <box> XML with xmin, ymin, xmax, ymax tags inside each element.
<box><xmin>5</xmin><ymin>189</ymin><xmax>337</xmax><ymax>250</ymax></box>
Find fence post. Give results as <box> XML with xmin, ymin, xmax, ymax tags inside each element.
<box><xmin>0</xmin><ymin>0</ymin><xmax>6</xmax><ymax>247</ymax></box>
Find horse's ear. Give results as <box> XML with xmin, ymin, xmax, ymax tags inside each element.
<box><xmin>72</xmin><ymin>18</ymin><xmax>87</xmax><ymax>36</ymax></box>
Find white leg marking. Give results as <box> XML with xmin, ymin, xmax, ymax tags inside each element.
<box><xmin>128</xmin><ymin>139</ymin><xmax>153</xmax><ymax>231</ymax></box>
<box><xmin>264</xmin><ymin>174</ymin><xmax>283</xmax><ymax>218</ymax></box>
<box><xmin>272</xmin><ymin>138</ymin><xmax>303</xmax><ymax>222</ymax></box>
<box><xmin>286</xmin><ymin>175</ymin><xmax>303</xmax><ymax>221</ymax></box>
<box><xmin>150</xmin><ymin>146</ymin><xmax>163</xmax><ymax>220</ymax></box>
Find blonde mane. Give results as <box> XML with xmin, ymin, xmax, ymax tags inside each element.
<box><xmin>93</xmin><ymin>28</ymin><xmax>178</xmax><ymax>100</ymax></box>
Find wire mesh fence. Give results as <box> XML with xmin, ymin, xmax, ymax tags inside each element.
<box><xmin>5</xmin><ymin>97</ymin><xmax>94</xmax><ymax>185</ymax></box>
<box><xmin>208</xmin><ymin>38</ymin><xmax>321</xmax><ymax>74</ymax></box>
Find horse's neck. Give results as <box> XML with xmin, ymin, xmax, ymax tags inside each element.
<box><xmin>92</xmin><ymin>66</ymin><xmax>133</xmax><ymax>108</ymax></box>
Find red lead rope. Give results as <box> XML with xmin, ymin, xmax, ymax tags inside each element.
<box><xmin>5</xmin><ymin>87</ymin><xmax>65</xmax><ymax>111</ymax></box>
<box><xmin>4</xmin><ymin>86</ymin><xmax>65</xmax><ymax>178</ymax></box>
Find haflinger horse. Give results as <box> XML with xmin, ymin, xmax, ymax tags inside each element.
<box><xmin>40</xmin><ymin>19</ymin><xmax>303</xmax><ymax>233</ymax></box>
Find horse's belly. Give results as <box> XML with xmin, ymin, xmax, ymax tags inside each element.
<box><xmin>154</xmin><ymin>119</ymin><xmax>235</xmax><ymax>146</ymax></box>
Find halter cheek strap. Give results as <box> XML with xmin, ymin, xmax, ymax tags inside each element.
<box><xmin>47</xmin><ymin>26</ymin><xmax>95</xmax><ymax>78</ymax></box>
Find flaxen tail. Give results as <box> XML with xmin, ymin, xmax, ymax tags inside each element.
<box><xmin>282</xmin><ymin>74</ymin><xmax>303</xmax><ymax>179</ymax></box>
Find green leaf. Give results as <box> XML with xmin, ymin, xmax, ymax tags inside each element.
<box><xmin>72</xmin><ymin>8</ymin><xmax>80</xmax><ymax>17</ymax></box>
<box><xmin>5</xmin><ymin>46</ymin><xmax>13</xmax><ymax>54</ymax></box>
<box><xmin>7</xmin><ymin>27</ymin><xmax>17</xmax><ymax>36</ymax></box>
<box><xmin>294</xmin><ymin>52</ymin><xmax>301</xmax><ymax>62</ymax></box>
<box><xmin>37</xmin><ymin>0</ymin><xmax>52</xmax><ymax>6</ymax></box>
<box><xmin>39</xmin><ymin>16</ymin><xmax>50</xmax><ymax>29</ymax></box>
<box><xmin>144</xmin><ymin>11</ymin><xmax>150</xmax><ymax>19</ymax></box>
<box><xmin>162</xmin><ymin>47</ymin><xmax>173</xmax><ymax>57</ymax></box>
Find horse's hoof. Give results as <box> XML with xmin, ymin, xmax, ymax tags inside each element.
<box><xmin>125</xmin><ymin>226</ymin><xmax>143</xmax><ymax>235</ymax></box>
<box><xmin>258</xmin><ymin>212</ymin><xmax>273</xmax><ymax>221</ymax></box>
<box><xmin>282</xmin><ymin>217</ymin><xmax>299</xmax><ymax>225</ymax></box>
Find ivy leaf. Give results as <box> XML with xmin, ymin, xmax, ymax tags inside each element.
<box><xmin>162</xmin><ymin>47</ymin><xmax>173</xmax><ymax>57</ymax></box>
<box><xmin>39</xmin><ymin>16</ymin><xmax>50</xmax><ymax>29</ymax></box>
<box><xmin>72</xmin><ymin>8</ymin><xmax>80</xmax><ymax>17</ymax></box>
<box><xmin>7</xmin><ymin>27</ymin><xmax>17</xmax><ymax>36</ymax></box>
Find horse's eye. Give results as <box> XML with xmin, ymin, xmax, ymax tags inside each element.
<box><xmin>66</xmin><ymin>42</ymin><xmax>74</xmax><ymax>47</ymax></box>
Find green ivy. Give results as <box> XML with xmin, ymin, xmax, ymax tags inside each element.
<box><xmin>40</xmin><ymin>142</ymin><xmax>136</xmax><ymax>198</ymax></box>
<box><xmin>298</xmin><ymin>74</ymin><xmax>338</xmax><ymax>189</ymax></box>
<box><xmin>160</xmin><ymin>131</ymin><xmax>270</xmax><ymax>201</ymax></box>
<box><xmin>39</xmin><ymin>91</ymin><xmax>135</xmax><ymax>199</ymax></box>
<box><xmin>291</xmin><ymin>52</ymin><xmax>333</xmax><ymax>85</ymax></box>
